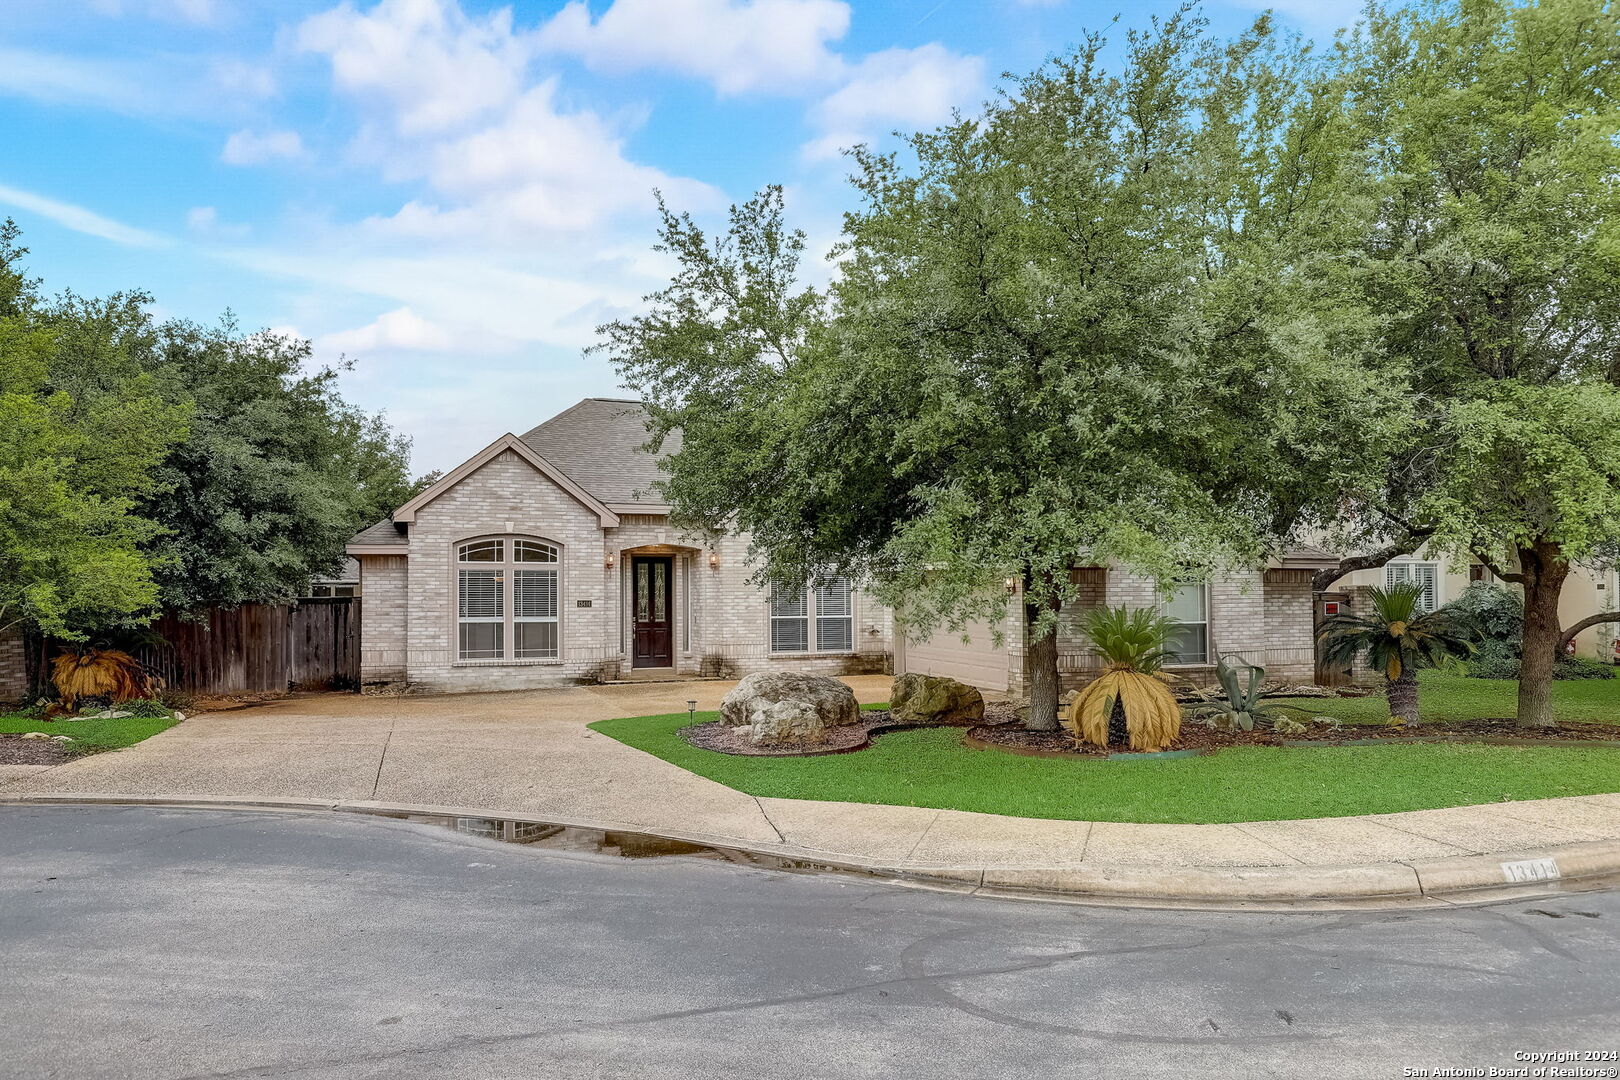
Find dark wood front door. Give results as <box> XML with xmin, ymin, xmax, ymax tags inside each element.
<box><xmin>632</xmin><ymin>557</ymin><xmax>674</xmax><ymax>668</ymax></box>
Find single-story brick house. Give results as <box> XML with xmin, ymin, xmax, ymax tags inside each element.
<box><xmin>344</xmin><ymin>396</ymin><xmax>1339</xmax><ymax>696</ymax></box>
<box><xmin>345</xmin><ymin>398</ymin><xmax>893</xmax><ymax>692</ymax></box>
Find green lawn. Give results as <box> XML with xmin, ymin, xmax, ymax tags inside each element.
<box><xmin>1280</xmin><ymin>670</ymin><xmax>1620</xmax><ymax>726</ymax></box>
<box><xmin>590</xmin><ymin>677</ymin><xmax>1620</xmax><ymax>823</ymax></box>
<box><xmin>0</xmin><ymin>711</ymin><xmax>181</xmax><ymax>754</ymax></box>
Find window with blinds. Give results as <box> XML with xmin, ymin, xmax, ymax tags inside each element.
<box><xmin>455</xmin><ymin>537</ymin><xmax>562</xmax><ymax>661</ymax></box>
<box><xmin>1386</xmin><ymin>562</ymin><xmax>1439</xmax><ymax>613</ymax></box>
<box><xmin>814</xmin><ymin>577</ymin><xmax>853</xmax><ymax>652</ymax></box>
<box><xmin>770</xmin><ymin>577</ymin><xmax>854</xmax><ymax>654</ymax></box>
<box><xmin>514</xmin><ymin>569</ymin><xmax>559</xmax><ymax>659</ymax></box>
<box><xmin>769</xmin><ymin>584</ymin><xmax>809</xmax><ymax>653</ymax></box>
<box><xmin>458</xmin><ymin>569</ymin><xmax>504</xmax><ymax>660</ymax></box>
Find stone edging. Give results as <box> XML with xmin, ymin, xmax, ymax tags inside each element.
<box><xmin>5</xmin><ymin>792</ymin><xmax>1619</xmax><ymax>911</ymax></box>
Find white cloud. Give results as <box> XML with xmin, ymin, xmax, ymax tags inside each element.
<box><xmin>296</xmin><ymin>0</ymin><xmax>720</xmax><ymax>241</ymax></box>
<box><xmin>221</xmin><ymin>129</ymin><xmax>306</xmax><ymax>165</ymax></box>
<box><xmin>317</xmin><ymin>306</ymin><xmax>455</xmax><ymax>354</ymax></box>
<box><xmin>210</xmin><ymin>58</ymin><xmax>276</xmax><ymax>100</ymax></box>
<box><xmin>186</xmin><ymin>205</ymin><xmax>250</xmax><ymax>238</ymax></box>
<box><xmin>0</xmin><ymin>181</ymin><xmax>170</xmax><ymax>248</ymax></box>
<box><xmin>0</xmin><ymin>46</ymin><xmax>170</xmax><ymax>116</ymax></box>
<box><xmin>296</xmin><ymin>0</ymin><xmax>533</xmax><ymax>137</ymax></box>
<box><xmin>804</xmin><ymin>44</ymin><xmax>983</xmax><ymax>160</ymax></box>
<box><xmin>538</xmin><ymin>0</ymin><xmax>849</xmax><ymax>95</ymax></box>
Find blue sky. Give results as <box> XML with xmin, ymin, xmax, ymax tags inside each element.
<box><xmin>0</xmin><ymin>0</ymin><xmax>1360</xmax><ymax>473</ymax></box>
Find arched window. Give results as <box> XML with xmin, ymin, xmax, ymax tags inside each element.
<box><xmin>456</xmin><ymin>537</ymin><xmax>561</xmax><ymax>661</ymax></box>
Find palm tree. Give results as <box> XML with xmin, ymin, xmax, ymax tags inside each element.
<box><xmin>1316</xmin><ymin>583</ymin><xmax>1474</xmax><ymax>725</ymax></box>
<box><xmin>1068</xmin><ymin>606</ymin><xmax>1182</xmax><ymax>751</ymax></box>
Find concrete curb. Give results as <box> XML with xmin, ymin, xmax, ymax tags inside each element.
<box><xmin>6</xmin><ymin>792</ymin><xmax>1619</xmax><ymax>910</ymax></box>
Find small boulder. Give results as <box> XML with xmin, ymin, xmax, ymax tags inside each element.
<box><xmin>889</xmin><ymin>673</ymin><xmax>984</xmax><ymax>726</ymax></box>
<box><xmin>719</xmin><ymin>670</ymin><xmax>861</xmax><ymax>745</ymax></box>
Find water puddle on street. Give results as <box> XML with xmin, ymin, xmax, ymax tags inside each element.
<box><xmin>371</xmin><ymin>811</ymin><xmax>727</xmax><ymax>860</ymax></box>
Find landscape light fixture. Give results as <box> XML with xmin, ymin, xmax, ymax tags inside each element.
<box><xmin>686</xmin><ymin>700</ymin><xmax>697</xmax><ymax>722</ymax></box>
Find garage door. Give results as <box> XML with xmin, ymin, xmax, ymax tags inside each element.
<box><xmin>902</xmin><ymin>619</ymin><xmax>1010</xmax><ymax>692</ymax></box>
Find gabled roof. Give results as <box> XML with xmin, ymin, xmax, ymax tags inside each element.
<box><xmin>389</xmin><ymin>433</ymin><xmax>622</xmax><ymax>529</ymax></box>
<box><xmin>518</xmin><ymin>398</ymin><xmax>677</xmax><ymax>510</ymax></box>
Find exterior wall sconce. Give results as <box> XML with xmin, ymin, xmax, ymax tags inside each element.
<box><xmin>1005</xmin><ymin>577</ymin><xmax>1020</xmax><ymax>594</ymax></box>
<box><xmin>604</xmin><ymin>552</ymin><xmax>616</xmax><ymax>570</ymax></box>
<box><xmin>708</xmin><ymin>551</ymin><xmax>720</xmax><ymax>570</ymax></box>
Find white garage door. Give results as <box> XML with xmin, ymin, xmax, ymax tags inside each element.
<box><xmin>902</xmin><ymin>620</ymin><xmax>1010</xmax><ymax>692</ymax></box>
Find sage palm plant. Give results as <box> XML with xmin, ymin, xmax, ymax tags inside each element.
<box><xmin>1316</xmin><ymin>583</ymin><xmax>1474</xmax><ymax>725</ymax></box>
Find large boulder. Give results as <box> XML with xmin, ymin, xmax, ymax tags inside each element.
<box><xmin>889</xmin><ymin>672</ymin><xmax>985</xmax><ymax>726</ymax></box>
<box><xmin>720</xmin><ymin>671</ymin><xmax>861</xmax><ymax>746</ymax></box>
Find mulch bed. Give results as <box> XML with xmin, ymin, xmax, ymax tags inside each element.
<box><xmin>968</xmin><ymin>716</ymin><xmax>1620</xmax><ymax>759</ymax></box>
<box><xmin>680</xmin><ymin>701</ymin><xmax>1026</xmax><ymax>757</ymax></box>
<box><xmin>0</xmin><ymin>735</ymin><xmax>71</xmax><ymax>766</ymax></box>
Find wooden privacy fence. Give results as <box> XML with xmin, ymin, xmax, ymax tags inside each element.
<box><xmin>131</xmin><ymin>598</ymin><xmax>361</xmax><ymax>694</ymax></box>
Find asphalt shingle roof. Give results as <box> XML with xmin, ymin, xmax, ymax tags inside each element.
<box><xmin>348</xmin><ymin>516</ymin><xmax>408</xmax><ymax>547</ymax></box>
<box><xmin>517</xmin><ymin>398</ymin><xmax>676</xmax><ymax>507</ymax></box>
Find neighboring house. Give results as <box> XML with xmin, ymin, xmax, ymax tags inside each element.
<box><xmin>306</xmin><ymin>557</ymin><xmax>361</xmax><ymax>598</ymax></box>
<box><xmin>345</xmin><ymin>399</ymin><xmax>892</xmax><ymax>692</ymax></box>
<box><xmin>897</xmin><ymin>550</ymin><xmax>1337</xmax><ymax>694</ymax></box>
<box><xmin>1334</xmin><ymin>552</ymin><xmax>1619</xmax><ymax>660</ymax></box>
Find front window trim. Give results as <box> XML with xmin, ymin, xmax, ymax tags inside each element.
<box><xmin>770</xmin><ymin>576</ymin><xmax>855</xmax><ymax>655</ymax></box>
<box><xmin>454</xmin><ymin>535</ymin><xmax>563</xmax><ymax>662</ymax></box>
<box><xmin>1158</xmin><ymin>582</ymin><xmax>1209</xmax><ymax>666</ymax></box>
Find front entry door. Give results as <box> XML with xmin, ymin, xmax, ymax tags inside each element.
<box><xmin>632</xmin><ymin>557</ymin><xmax>674</xmax><ymax>668</ymax></box>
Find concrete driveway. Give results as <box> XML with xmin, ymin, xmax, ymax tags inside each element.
<box><xmin>1</xmin><ymin>677</ymin><xmax>893</xmax><ymax>845</ymax></box>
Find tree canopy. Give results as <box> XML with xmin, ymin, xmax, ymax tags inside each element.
<box><xmin>0</xmin><ymin>222</ymin><xmax>187</xmax><ymax>638</ymax></box>
<box><xmin>1330</xmin><ymin>0</ymin><xmax>1620</xmax><ymax>725</ymax></box>
<box><xmin>602</xmin><ymin>12</ymin><xmax>1408</xmax><ymax>729</ymax></box>
<box><xmin>0</xmin><ymin>220</ymin><xmax>425</xmax><ymax>638</ymax></box>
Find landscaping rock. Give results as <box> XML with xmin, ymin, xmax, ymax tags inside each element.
<box><xmin>743</xmin><ymin>699</ymin><xmax>830</xmax><ymax>746</ymax></box>
<box><xmin>889</xmin><ymin>673</ymin><xmax>985</xmax><ymax>726</ymax></box>
<box><xmin>719</xmin><ymin>671</ymin><xmax>861</xmax><ymax>746</ymax></box>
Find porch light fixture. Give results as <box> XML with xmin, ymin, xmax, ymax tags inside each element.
<box><xmin>604</xmin><ymin>552</ymin><xmax>615</xmax><ymax>570</ymax></box>
<box><xmin>1005</xmin><ymin>577</ymin><xmax>1020</xmax><ymax>594</ymax></box>
<box><xmin>708</xmin><ymin>551</ymin><xmax>720</xmax><ymax>570</ymax></box>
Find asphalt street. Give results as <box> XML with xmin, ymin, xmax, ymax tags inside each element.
<box><xmin>2</xmin><ymin>805</ymin><xmax>1617</xmax><ymax>1079</ymax></box>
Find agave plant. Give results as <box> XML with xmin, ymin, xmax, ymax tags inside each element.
<box><xmin>1192</xmin><ymin>655</ymin><xmax>1283</xmax><ymax>732</ymax></box>
<box><xmin>1066</xmin><ymin>606</ymin><xmax>1182</xmax><ymax>752</ymax></box>
<box><xmin>1316</xmin><ymin>583</ymin><xmax>1474</xmax><ymax>725</ymax></box>
<box><xmin>51</xmin><ymin>648</ymin><xmax>154</xmax><ymax>714</ymax></box>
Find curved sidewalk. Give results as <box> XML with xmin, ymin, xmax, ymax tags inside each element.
<box><xmin>4</xmin><ymin>676</ymin><xmax>1619</xmax><ymax>908</ymax></box>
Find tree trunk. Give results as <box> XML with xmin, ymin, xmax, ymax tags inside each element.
<box><xmin>1517</xmin><ymin>540</ymin><xmax>1569</xmax><ymax>730</ymax></box>
<box><xmin>1386</xmin><ymin>670</ymin><xmax>1419</xmax><ymax>725</ymax></box>
<box><xmin>1023</xmin><ymin>576</ymin><xmax>1062</xmax><ymax>732</ymax></box>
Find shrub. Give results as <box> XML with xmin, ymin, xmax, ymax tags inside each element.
<box><xmin>118</xmin><ymin>698</ymin><xmax>178</xmax><ymax>718</ymax></box>
<box><xmin>1448</xmin><ymin>583</ymin><xmax>1524</xmax><ymax>645</ymax></box>
<box><xmin>1556</xmin><ymin>657</ymin><xmax>1615</xmax><ymax>680</ymax></box>
<box><xmin>1466</xmin><ymin>649</ymin><xmax>1615</xmax><ymax>681</ymax></box>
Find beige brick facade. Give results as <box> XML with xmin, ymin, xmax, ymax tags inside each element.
<box><xmin>355</xmin><ymin>448</ymin><xmax>892</xmax><ymax>693</ymax></box>
<box><xmin>923</xmin><ymin>566</ymin><xmax>1321</xmax><ymax>696</ymax></box>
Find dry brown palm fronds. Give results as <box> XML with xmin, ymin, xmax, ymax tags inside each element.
<box><xmin>51</xmin><ymin>649</ymin><xmax>153</xmax><ymax>712</ymax></box>
<box><xmin>1065</xmin><ymin>665</ymin><xmax>1182</xmax><ymax>752</ymax></box>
